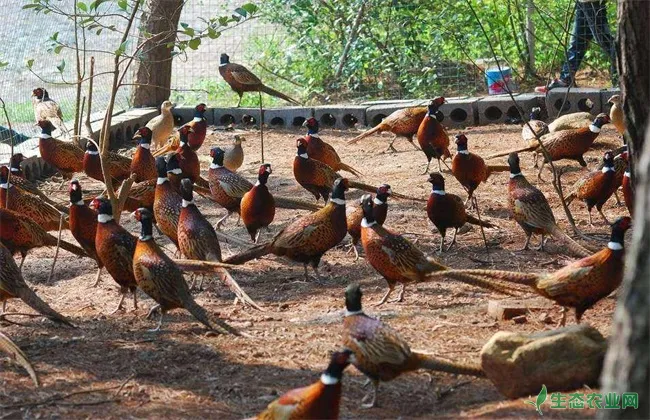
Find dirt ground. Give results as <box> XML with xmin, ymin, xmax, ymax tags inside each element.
<box><xmin>0</xmin><ymin>119</ymin><xmax>628</xmax><ymax>419</ymax></box>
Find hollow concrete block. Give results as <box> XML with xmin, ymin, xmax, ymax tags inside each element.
<box><xmin>438</xmin><ymin>97</ymin><xmax>479</xmax><ymax>128</ymax></box>
<box><xmin>213</xmin><ymin>108</ymin><xmax>262</xmax><ymax>128</ymax></box>
<box><xmin>173</xmin><ymin>106</ymin><xmax>215</xmax><ymax>126</ymax></box>
<box><xmin>314</xmin><ymin>105</ymin><xmax>367</xmax><ymax>130</ymax></box>
<box><xmin>264</xmin><ymin>107</ymin><xmax>314</xmax><ymax>129</ymax></box>
<box><xmin>546</xmin><ymin>88</ymin><xmax>602</xmax><ymax>117</ymax></box>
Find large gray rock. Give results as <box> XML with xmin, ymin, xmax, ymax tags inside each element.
<box><xmin>481</xmin><ymin>325</ymin><xmax>607</xmax><ymax>398</ymax></box>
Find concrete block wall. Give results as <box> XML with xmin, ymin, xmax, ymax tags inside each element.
<box><xmin>546</xmin><ymin>88</ymin><xmax>602</xmax><ymax>116</ymax></box>
<box><xmin>476</xmin><ymin>93</ymin><xmax>543</xmax><ymax>125</ymax></box>
<box><xmin>314</xmin><ymin>105</ymin><xmax>367</xmax><ymax>130</ymax></box>
<box><xmin>213</xmin><ymin>107</ymin><xmax>261</xmax><ymax>127</ymax></box>
<box><xmin>264</xmin><ymin>107</ymin><xmax>314</xmax><ymax>129</ymax></box>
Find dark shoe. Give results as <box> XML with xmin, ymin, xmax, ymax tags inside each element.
<box><xmin>535</xmin><ymin>78</ymin><xmax>571</xmax><ymax>93</ymax></box>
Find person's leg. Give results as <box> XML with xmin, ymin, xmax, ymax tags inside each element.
<box><xmin>588</xmin><ymin>0</ymin><xmax>618</xmax><ymax>84</ymax></box>
<box><xmin>560</xmin><ymin>2</ymin><xmax>593</xmax><ymax>83</ymax></box>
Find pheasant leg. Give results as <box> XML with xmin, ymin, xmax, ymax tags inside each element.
<box><xmin>421</xmin><ymin>160</ymin><xmax>432</xmax><ymax>175</ymax></box>
<box><xmin>375</xmin><ymin>285</ymin><xmax>395</xmax><ymax>306</ymax></box>
<box><xmin>445</xmin><ymin>228</ymin><xmax>459</xmax><ymax>252</ymax></box>
<box><xmin>392</xmin><ymin>283</ymin><xmax>406</xmax><ymax>303</ymax></box>
<box><xmin>598</xmin><ymin>208</ymin><xmax>611</xmax><ymax>225</ymax></box>
<box><xmin>254</xmin><ymin>230</ymin><xmax>262</xmax><ymax>244</ymax></box>
<box><xmin>132</xmin><ymin>291</ymin><xmax>138</xmax><ymax>311</ymax></box>
<box><xmin>361</xmin><ymin>380</ymin><xmax>380</xmax><ymax>409</ymax></box>
<box><xmin>109</xmin><ymin>293</ymin><xmax>126</xmax><ymax>315</ymax></box>
<box><xmin>614</xmin><ymin>191</ymin><xmax>622</xmax><ymax>206</ymax></box>
<box><xmin>1</xmin><ymin>301</ymin><xmax>6</xmax><ymax>314</ymax></box>
<box><xmin>149</xmin><ymin>311</ymin><xmax>165</xmax><ymax>332</ymax></box>
<box><xmin>532</xmin><ymin>234</ymin><xmax>546</xmax><ymax>251</ymax></box>
<box><xmin>216</xmin><ymin>211</ymin><xmax>232</xmax><ymax>229</ymax></box>
<box><xmin>384</xmin><ymin>135</ymin><xmax>399</xmax><ymax>153</ymax></box>
<box><xmin>557</xmin><ymin>307</ymin><xmax>568</xmax><ymax>328</ymax></box>
<box><xmin>236</xmin><ymin>93</ymin><xmax>243</xmax><ymax>108</ymax></box>
<box><xmin>19</xmin><ymin>254</ymin><xmax>26</xmax><ymax>271</ymax></box>
<box><xmin>587</xmin><ymin>210</ymin><xmax>594</xmax><ymax>227</ymax></box>
<box><xmin>519</xmin><ymin>233</ymin><xmax>532</xmax><ymax>251</ymax></box>
<box><xmin>438</xmin><ymin>234</ymin><xmax>445</xmax><ymax>253</ymax></box>
<box><xmin>92</xmin><ymin>267</ymin><xmax>102</xmax><ymax>287</ymax></box>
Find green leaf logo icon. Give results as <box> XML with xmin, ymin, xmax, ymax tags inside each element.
<box><xmin>524</xmin><ymin>384</ymin><xmax>547</xmax><ymax>416</ymax></box>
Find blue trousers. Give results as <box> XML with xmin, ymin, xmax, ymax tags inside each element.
<box><xmin>560</xmin><ymin>1</ymin><xmax>617</xmax><ymax>83</ymax></box>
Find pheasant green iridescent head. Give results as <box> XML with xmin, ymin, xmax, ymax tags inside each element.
<box><xmin>85</xmin><ymin>141</ymin><xmax>99</xmax><ymax>154</ymax></box>
<box><xmin>257</xmin><ymin>163</ymin><xmax>272</xmax><ymax>185</ymax></box>
<box><xmin>331</xmin><ymin>178</ymin><xmax>349</xmax><ymax>202</ymax></box>
<box><xmin>68</xmin><ymin>179</ymin><xmax>83</xmax><ymax>204</ymax></box>
<box><xmin>0</xmin><ymin>166</ymin><xmax>10</xmax><ymax>185</ymax></box>
<box><xmin>303</xmin><ymin>117</ymin><xmax>319</xmax><ymax>134</ymax></box>
<box><xmin>427</xmin><ymin>97</ymin><xmax>446</xmax><ymax>115</ymax></box>
<box><xmin>178</xmin><ymin>125</ymin><xmax>194</xmax><ymax>146</ymax></box>
<box><xmin>345</xmin><ymin>283</ymin><xmax>363</xmax><ymax>313</ymax></box>
<box><xmin>210</xmin><ymin>147</ymin><xmax>225</xmax><ymax>166</ymax></box>
<box><xmin>508</xmin><ymin>152</ymin><xmax>522</xmax><ymax>175</ymax></box>
<box><xmin>194</xmin><ymin>103</ymin><xmax>207</xmax><ymax>118</ymax></box>
<box><xmin>9</xmin><ymin>153</ymin><xmax>24</xmax><ymax>174</ymax></box>
<box><xmin>602</xmin><ymin>151</ymin><xmax>615</xmax><ymax>169</ymax></box>
<box><xmin>89</xmin><ymin>197</ymin><xmax>112</xmax><ymax>217</ymax></box>
<box><xmin>455</xmin><ymin>133</ymin><xmax>469</xmax><ymax>153</ymax></box>
<box><xmin>530</xmin><ymin>107</ymin><xmax>542</xmax><ymax>120</ymax></box>
<box><xmin>156</xmin><ymin>156</ymin><xmax>168</xmax><ymax>178</ymax></box>
<box><xmin>591</xmin><ymin>114</ymin><xmax>611</xmax><ymax>129</ymax></box>
<box><xmin>609</xmin><ymin>216</ymin><xmax>632</xmax><ymax>250</ymax></box>
<box><xmin>37</xmin><ymin>120</ymin><xmax>55</xmax><ymax>136</ymax></box>
<box><xmin>296</xmin><ymin>138</ymin><xmax>309</xmax><ymax>157</ymax></box>
<box><xmin>427</xmin><ymin>172</ymin><xmax>445</xmax><ymax>191</ymax></box>
<box><xmin>360</xmin><ymin>193</ymin><xmax>374</xmax><ymax>222</ymax></box>
<box><xmin>135</xmin><ymin>127</ymin><xmax>152</xmax><ymax>146</ymax></box>
<box><xmin>220</xmin><ymin>53</ymin><xmax>230</xmax><ymax>65</ymax></box>
<box><xmin>134</xmin><ymin>207</ymin><xmax>154</xmax><ymax>240</ymax></box>
<box><xmin>375</xmin><ymin>184</ymin><xmax>392</xmax><ymax>203</ymax></box>
<box><xmin>323</xmin><ymin>350</ymin><xmax>354</xmax><ymax>382</ymax></box>
<box><xmin>180</xmin><ymin>178</ymin><xmax>194</xmax><ymax>202</ymax></box>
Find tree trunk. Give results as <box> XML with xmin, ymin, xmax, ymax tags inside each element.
<box><xmin>130</xmin><ymin>0</ymin><xmax>183</xmax><ymax>107</ymax></box>
<box><xmin>598</xmin><ymin>1</ymin><xmax>650</xmax><ymax>419</ymax></box>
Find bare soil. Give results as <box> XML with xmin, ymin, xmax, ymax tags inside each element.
<box><xmin>0</xmin><ymin>121</ymin><xmax>627</xmax><ymax>418</ymax></box>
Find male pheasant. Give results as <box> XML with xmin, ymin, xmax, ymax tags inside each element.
<box><xmin>348</xmin><ymin>106</ymin><xmax>427</xmax><ymax>152</ymax></box>
<box><xmin>416</xmin><ymin>97</ymin><xmax>452</xmax><ymax>173</ymax></box>
<box><xmin>303</xmin><ymin>117</ymin><xmax>361</xmax><ymax>177</ymax></box>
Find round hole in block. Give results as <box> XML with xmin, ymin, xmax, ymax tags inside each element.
<box><xmin>484</xmin><ymin>106</ymin><xmax>503</xmax><ymax>121</ymax></box>
<box><xmin>126</xmin><ymin>125</ymin><xmax>133</xmax><ymax>140</ymax></box>
<box><xmin>449</xmin><ymin>108</ymin><xmax>467</xmax><ymax>122</ymax></box>
<box><xmin>320</xmin><ymin>113</ymin><xmax>336</xmax><ymax>127</ymax></box>
<box><xmin>24</xmin><ymin>164</ymin><xmax>32</xmax><ymax>181</ymax></box>
<box><xmin>577</xmin><ymin>98</ymin><xmax>593</xmax><ymax>112</ymax></box>
<box><xmin>242</xmin><ymin>114</ymin><xmax>256</xmax><ymax>126</ymax></box>
<box><xmin>342</xmin><ymin>114</ymin><xmax>358</xmax><ymax>127</ymax></box>
<box><xmin>506</xmin><ymin>105</ymin><xmax>520</xmax><ymax>119</ymax></box>
<box><xmin>554</xmin><ymin>99</ymin><xmax>571</xmax><ymax>112</ymax></box>
<box><xmin>292</xmin><ymin>116</ymin><xmax>306</xmax><ymax>127</ymax></box>
<box><xmin>270</xmin><ymin>117</ymin><xmax>285</xmax><ymax>126</ymax></box>
<box><xmin>115</xmin><ymin>128</ymin><xmax>124</xmax><ymax>146</ymax></box>
<box><xmin>220</xmin><ymin>114</ymin><xmax>235</xmax><ymax>125</ymax></box>
<box><xmin>371</xmin><ymin>113</ymin><xmax>387</xmax><ymax>126</ymax></box>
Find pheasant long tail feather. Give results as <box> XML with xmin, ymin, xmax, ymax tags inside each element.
<box><xmin>46</xmin><ymin>235</ymin><xmax>88</xmax><ymax>258</ymax></box>
<box><xmin>0</xmin><ymin>332</ymin><xmax>40</xmax><ymax>387</ymax></box>
<box><xmin>216</xmin><ymin>268</ymin><xmax>263</xmax><ymax>311</ymax></box>
<box><xmin>215</xmin><ymin>231</ymin><xmax>252</xmax><ymax>248</ymax></box>
<box><xmin>484</xmin><ymin>144</ymin><xmax>536</xmax><ymax>160</ymax></box>
<box><xmin>465</xmin><ymin>214</ymin><xmax>495</xmax><ymax>228</ymax></box>
<box><xmin>564</xmin><ymin>191</ymin><xmax>577</xmax><ymax>205</ymax></box>
<box><xmin>261</xmin><ymin>85</ymin><xmax>300</xmax><ymax>105</ymax></box>
<box><xmin>547</xmin><ymin>224</ymin><xmax>593</xmax><ymax>257</ymax></box>
<box><xmin>424</xmin><ymin>270</ymin><xmax>523</xmax><ymax>296</ymax></box>
<box><xmin>486</xmin><ymin>164</ymin><xmax>510</xmax><ymax>174</ymax></box>
<box><xmin>193</xmin><ymin>184</ymin><xmax>213</xmax><ymax>199</ymax></box>
<box><xmin>337</xmin><ymin>161</ymin><xmax>363</xmax><ymax>177</ymax></box>
<box><xmin>348</xmin><ymin>180</ymin><xmax>426</xmax><ymax>202</ymax></box>
<box><xmin>411</xmin><ymin>352</ymin><xmax>485</xmax><ymax>377</ymax></box>
<box><xmin>17</xmin><ymin>287</ymin><xmax>75</xmax><ymax>327</ymax></box>
<box><xmin>430</xmin><ymin>269</ymin><xmax>539</xmax><ymax>286</ymax></box>
<box><xmin>347</xmin><ymin>125</ymin><xmax>381</xmax><ymax>144</ymax></box>
<box><xmin>223</xmin><ymin>242</ymin><xmax>273</xmax><ymax>265</ymax></box>
<box><xmin>275</xmin><ymin>196</ymin><xmax>322</xmax><ymax>211</ymax></box>
<box><xmin>196</xmin><ymin>176</ymin><xmax>210</xmax><ymax>189</ymax></box>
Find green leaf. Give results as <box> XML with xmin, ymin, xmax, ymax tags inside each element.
<box><xmin>241</xmin><ymin>3</ymin><xmax>258</xmax><ymax>15</ymax></box>
<box><xmin>537</xmin><ymin>384</ymin><xmax>547</xmax><ymax>408</ymax></box>
<box><xmin>234</xmin><ymin>7</ymin><xmax>248</xmax><ymax>17</ymax></box>
<box><xmin>26</xmin><ymin>59</ymin><xmax>34</xmax><ymax>69</ymax></box>
<box><xmin>117</xmin><ymin>0</ymin><xmax>127</xmax><ymax>10</ymax></box>
<box><xmin>53</xmin><ymin>45</ymin><xmax>64</xmax><ymax>54</ymax></box>
<box><xmin>188</xmin><ymin>38</ymin><xmax>201</xmax><ymax>50</ymax></box>
<box><xmin>77</xmin><ymin>2</ymin><xmax>87</xmax><ymax>11</ymax></box>
<box><xmin>115</xmin><ymin>40</ymin><xmax>127</xmax><ymax>56</ymax></box>
<box><xmin>207</xmin><ymin>27</ymin><xmax>220</xmax><ymax>39</ymax></box>
<box><xmin>184</xmin><ymin>27</ymin><xmax>195</xmax><ymax>37</ymax></box>
<box><xmin>56</xmin><ymin>59</ymin><xmax>66</xmax><ymax>73</ymax></box>
<box><xmin>51</xmin><ymin>31</ymin><xmax>59</xmax><ymax>41</ymax></box>
<box><xmin>0</xmin><ymin>61</ymin><xmax>8</xmax><ymax>69</ymax></box>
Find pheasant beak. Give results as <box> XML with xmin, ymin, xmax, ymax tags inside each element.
<box><xmin>302</xmin><ymin>120</ymin><xmax>308</xmax><ymax>127</ymax></box>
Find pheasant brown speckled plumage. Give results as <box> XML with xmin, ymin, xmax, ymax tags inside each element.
<box><xmin>207</xmin><ymin>147</ymin><xmax>253</xmax><ymax>227</ymax></box>
<box><xmin>178</xmin><ymin>179</ymin><xmax>222</xmax><ymax>262</ymax></box>
<box><xmin>83</xmin><ymin>141</ymin><xmax>131</xmax><ymax>187</ymax></box>
<box><xmin>133</xmin><ymin>208</ymin><xmax>238</xmax><ymax>334</ymax></box>
<box><xmin>37</xmin><ymin>120</ymin><xmax>84</xmax><ymax>176</ymax></box>
<box><xmin>7</xmin><ymin>154</ymin><xmax>69</xmax><ymax>213</ymax></box>
<box><xmin>432</xmin><ymin>217</ymin><xmax>632</xmax><ymax>326</ymax></box>
<box><xmin>506</xmin><ymin>153</ymin><xmax>591</xmax><ymax>257</ymax></box>
<box><xmin>153</xmin><ymin>157</ymin><xmax>182</xmax><ymax>246</ymax></box>
<box><xmin>130</xmin><ymin>127</ymin><xmax>157</xmax><ymax>182</ymax></box>
<box><xmin>154</xmin><ymin>104</ymin><xmax>208</xmax><ymax>157</ymax></box>
<box><xmin>417</xmin><ymin>97</ymin><xmax>452</xmax><ymax>174</ymax></box>
<box><xmin>348</xmin><ymin>106</ymin><xmax>427</xmax><ymax>151</ymax></box>
<box><xmin>342</xmin><ymin>284</ymin><xmax>484</xmax><ymax>407</ymax></box>
<box><xmin>68</xmin><ymin>180</ymin><xmax>101</xmax><ymax>267</ymax></box>
<box><xmin>303</xmin><ymin>117</ymin><xmax>361</xmax><ymax>177</ymax></box>
<box><xmin>1</xmin><ymin>242</ymin><xmax>73</xmax><ymax>326</ymax></box>
<box><xmin>254</xmin><ymin>350</ymin><xmax>352</xmax><ymax>419</ymax></box>
<box><xmin>346</xmin><ymin>185</ymin><xmax>391</xmax><ymax>261</ymax></box>
<box><xmin>224</xmin><ymin>135</ymin><xmax>245</xmax><ymax>172</ymax></box>
<box><xmin>240</xmin><ymin>164</ymin><xmax>276</xmax><ymax>242</ymax></box>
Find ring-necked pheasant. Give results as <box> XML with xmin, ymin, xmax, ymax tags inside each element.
<box><xmin>416</xmin><ymin>97</ymin><xmax>452</xmax><ymax>174</ymax></box>
<box><xmin>83</xmin><ymin>141</ymin><xmax>131</xmax><ymax>187</ymax></box>
<box><xmin>153</xmin><ymin>103</ymin><xmax>208</xmax><ymax>156</ymax></box>
<box><xmin>452</xmin><ymin>134</ymin><xmax>509</xmax><ymax>204</ymax></box>
<box><xmin>303</xmin><ymin>117</ymin><xmax>362</xmax><ymax>177</ymax></box>
<box><xmin>7</xmin><ymin>154</ymin><xmax>68</xmax><ymax>212</ymax></box>
<box><xmin>1</xmin><ymin>166</ymin><xmax>67</xmax><ymax>231</ymax></box>
<box><xmin>252</xmin><ymin>350</ymin><xmax>352</xmax><ymax>419</ymax></box>
<box><xmin>521</xmin><ymin>107</ymin><xmax>548</xmax><ymax>143</ymax></box>
<box><xmin>219</xmin><ymin>53</ymin><xmax>299</xmax><ymax>107</ymax></box>
<box><xmin>607</xmin><ymin>95</ymin><xmax>626</xmax><ymax>135</ymax></box>
<box><xmin>0</xmin><ymin>208</ymin><xmax>86</xmax><ymax>271</ymax></box>
<box><xmin>133</xmin><ymin>207</ymin><xmax>239</xmax><ymax>334</ymax></box>
<box><xmin>37</xmin><ymin>120</ymin><xmax>84</xmax><ymax>177</ymax></box>
<box><xmin>173</xmin><ymin>125</ymin><xmax>208</xmax><ymax>188</ymax></box>
<box><xmin>486</xmin><ymin>114</ymin><xmax>611</xmax><ymax>180</ymax></box>
<box><xmin>428</xmin><ymin>217</ymin><xmax>632</xmax><ymax>326</ymax></box>
<box><xmin>359</xmin><ymin>195</ymin><xmax>516</xmax><ymax>305</ymax></box>
<box><xmin>342</xmin><ymin>284</ymin><xmax>484</xmax><ymax>408</ymax></box>
<box><xmin>240</xmin><ymin>164</ymin><xmax>275</xmax><ymax>243</ymax></box>
<box><xmin>224</xmin><ymin>135</ymin><xmax>245</xmax><ymax>172</ymax></box>
<box><xmin>89</xmin><ymin>197</ymin><xmax>139</xmax><ymax>313</ymax></box>
<box><xmin>32</xmin><ymin>88</ymin><xmax>69</xmax><ymax>137</ymax></box>
<box><xmin>347</xmin><ymin>105</ymin><xmax>427</xmax><ymax>152</ymax></box>
<box><xmin>145</xmin><ymin>100</ymin><xmax>175</xmax><ymax>150</ymax></box>
<box><xmin>130</xmin><ymin>127</ymin><xmax>157</xmax><ymax>182</ymax></box>
<box><xmin>208</xmin><ymin>147</ymin><xmax>320</xmax><ymax>228</ymax></box>
<box><xmin>153</xmin><ymin>157</ymin><xmax>182</xmax><ymax>246</ymax></box>
<box><xmin>506</xmin><ymin>153</ymin><xmax>591</xmax><ymax>257</ymax></box>
<box><xmin>225</xmin><ymin>178</ymin><xmax>350</xmax><ymax>280</ymax></box>
<box><xmin>622</xmin><ymin>164</ymin><xmax>634</xmax><ymax>217</ymax></box>
<box><xmin>426</xmin><ymin>173</ymin><xmax>495</xmax><ymax>252</ymax></box>
<box><xmin>69</xmin><ymin>179</ymin><xmax>103</xmax><ymax>286</ymax></box>
<box><xmin>565</xmin><ymin>151</ymin><xmax>618</xmax><ymax>225</ymax></box>
<box><xmin>346</xmin><ymin>184</ymin><xmax>392</xmax><ymax>260</ymax></box>
<box><xmin>1</xmin><ymin>242</ymin><xmax>74</xmax><ymax>326</ymax></box>
<box><xmin>294</xmin><ymin>138</ymin><xmax>419</xmax><ymax>202</ymax></box>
